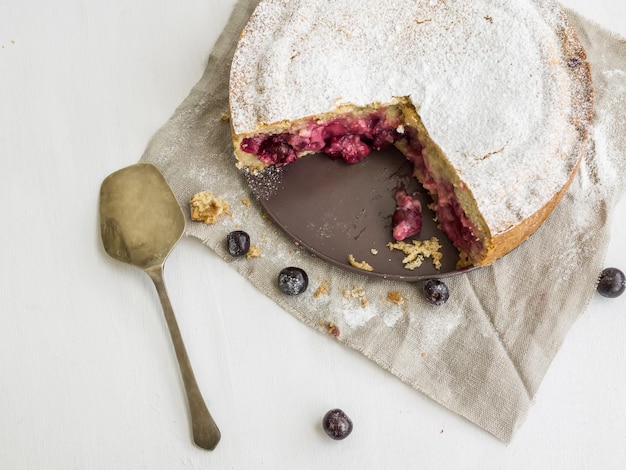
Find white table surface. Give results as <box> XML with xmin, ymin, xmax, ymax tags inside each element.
<box><xmin>2</xmin><ymin>1</ymin><xmax>625</xmax><ymax>468</ymax></box>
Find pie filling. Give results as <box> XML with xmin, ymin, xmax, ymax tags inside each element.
<box><xmin>239</xmin><ymin>106</ymin><xmax>485</xmax><ymax>265</ymax></box>
<box><xmin>391</xmin><ymin>187</ymin><xmax>422</xmax><ymax>242</ymax></box>
<box><xmin>401</xmin><ymin>127</ymin><xmax>484</xmax><ymax>264</ymax></box>
<box><xmin>240</xmin><ymin>108</ymin><xmax>405</xmax><ymax>165</ymax></box>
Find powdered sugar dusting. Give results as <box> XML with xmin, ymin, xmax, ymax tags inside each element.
<box><xmin>229</xmin><ymin>0</ymin><xmax>593</xmax><ymax>235</ymax></box>
<box><xmin>339</xmin><ymin>300</ymin><xmax>379</xmax><ymax>328</ymax></box>
<box><xmin>414</xmin><ymin>308</ymin><xmax>464</xmax><ymax>351</ymax></box>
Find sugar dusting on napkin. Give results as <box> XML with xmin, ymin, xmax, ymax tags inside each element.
<box><xmin>140</xmin><ymin>0</ymin><xmax>626</xmax><ymax>442</ymax></box>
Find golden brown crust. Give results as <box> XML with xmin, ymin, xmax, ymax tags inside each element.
<box><xmin>473</xmin><ymin>155</ymin><xmax>582</xmax><ymax>267</ymax></box>
<box><xmin>468</xmin><ymin>14</ymin><xmax>594</xmax><ymax>267</ymax></box>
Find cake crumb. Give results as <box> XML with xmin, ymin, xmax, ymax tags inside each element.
<box><xmin>343</xmin><ymin>287</ymin><xmax>365</xmax><ymax>299</ymax></box>
<box><xmin>190</xmin><ymin>191</ymin><xmax>231</xmax><ymax>224</ymax></box>
<box><xmin>320</xmin><ymin>321</ymin><xmax>340</xmax><ymax>337</ymax></box>
<box><xmin>314</xmin><ymin>280</ymin><xmax>330</xmax><ymax>298</ymax></box>
<box><xmin>348</xmin><ymin>254</ymin><xmax>374</xmax><ymax>272</ymax></box>
<box><xmin>343</xmin><ymin>286</ymin><xmax>369</xmax><ymax>308</ymax></box>
<box><xmin>370</xmin><ymin>248</ymin><xmax>379</xmax><ymax>255</ymax></box>
<box><xmin>241</xmin><ymin>197</ymin><xmax>251</xmax><ymax>207</ymax></box>
<box><xmin>387</xmin><ymin>291</ymin><xmax>406</xmax><ymax>305</ymax></box>
<box><xmin>387</xmin><ymin>237</ymin><xmax>442</xmax><ymax>270</ymax></box>
<box><xmin>220</xmin><ymin>113</ymin><xmax>230</xmax><ymax>122</ymax></box>
<box><xmin>421</xmin><ymin>352</ymin><xmax>428</xmax><ymax>358</ymax></box>
<box><xmin>246</xmin><ymin>244</ymin><xmax>262</xmax><ymax>259</ymax></box>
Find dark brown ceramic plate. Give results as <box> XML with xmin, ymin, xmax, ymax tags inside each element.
<box><xmin>246</xmin><ymin>148</ymin><xmax>475</xmax><ymax>282</ymax></box>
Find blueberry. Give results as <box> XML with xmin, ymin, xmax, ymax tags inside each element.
<box><xmin>322</xmin><ymin>409</ymin><xmax>353</xmax><ymax>440</ymax></box>
<box><xmin>597</xmin><ymin>267</ymin><xmax>625</xmax><ymax>298</ymax></box>
<box><xmin>422</xmin><ymin>279</ymin><xmax>449</xmax><ymax>305</ymax></box>
<box><xmin>278</xmin><ymin>267</ymin><xmax>308</xmax><ymax>295</ymax></box>
<box><xmin>226</xmin><ymin>230</ymin><xmax>250</xmax><ymax>257</ymax></box>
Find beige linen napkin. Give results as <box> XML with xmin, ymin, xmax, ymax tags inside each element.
<box><xmin>140</xmin><ymin>0</ymin><xmax>626</xmax><ymax>442</ymax></box>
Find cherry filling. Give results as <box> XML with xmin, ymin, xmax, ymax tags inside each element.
<box><xmin>391</xmin><ymin>188</ymin><xmax>422</xmax><ymax>241</ymax></box>
<box><xmin>240</xmin><ymin>109</ymin><xmax>484</xmax><ymax>263</ymax></box>
<box><xmin>432</xmin><ymin>180</ymin><xmax>483</xmax><ymax>261</ymax></box>
<box><xmin>240</xmin><ymin>110</ymin><xmax>403</xmax><ymax>165</ymax></box>
<box><xmin>402</xmin><ymin>128</ymin><xmax>484</xmax><ymax>262</ymax></box>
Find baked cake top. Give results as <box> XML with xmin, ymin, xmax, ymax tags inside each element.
<box><xmin>229</xmin><ymin>0</ymin><xmax>593</xmax><ymax>234</ymax></box>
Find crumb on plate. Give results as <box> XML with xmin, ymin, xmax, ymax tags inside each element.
<box><xmin>348</xmin><ymin>254</ymin><xmax>374</xmax><ymax>272</ymax></box>
<box><xmin>387</xmin><ymin>237</ymin><xmax>442</xmax><ymax>270</ymax></box>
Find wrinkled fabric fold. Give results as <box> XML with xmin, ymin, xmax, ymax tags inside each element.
<box><xmin>140</xmin><ymin>0</ymin><xmax>626</xmax><ymax>442</ymax></box>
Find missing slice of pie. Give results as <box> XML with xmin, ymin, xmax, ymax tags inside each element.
<box><xmin>228</xmin><ymin>0</ymin><xmax>593</xmax><ymax>267</ymax></box>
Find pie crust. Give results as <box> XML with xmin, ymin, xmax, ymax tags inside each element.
<box><xmin>228</xmin><ymin>0</ymin><xmax>594</xmax><ymax>267</ymax></box>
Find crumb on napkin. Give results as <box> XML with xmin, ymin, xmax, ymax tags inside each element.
<box><xmin>190</xmin><ymin>191</ymin><xmax>231</xmax><ymax>224</ymax></box>
<box><xmin>246</xmin><ymin>244</ymin><xmax>262</xmax><ymax>259</ymax></box>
